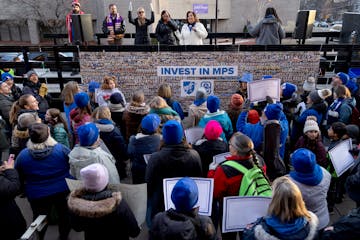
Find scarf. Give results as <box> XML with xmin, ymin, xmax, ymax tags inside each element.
<box><xmin>265</xmin><ymin>215</ymin><xmax>307</xmax><ymax>236</ymax></box>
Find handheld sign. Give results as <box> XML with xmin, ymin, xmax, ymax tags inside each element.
<box><xmin>328</xmin><ymin>139</ymin><xmax>355</xmax><ymax>176</ymax></box>
<box><xmin>247</xmin><ymin>78</ymin><xmax>281</xmax><ymax>102</ymax></box>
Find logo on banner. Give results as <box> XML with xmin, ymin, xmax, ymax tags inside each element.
<box><xmin>183</xmin><ymin>81</ymin><xmax>196</xmax><ymax>95</ymax></box>
<box><xmin>181</xmin><ymin>80</ymin><xmax>214</xmax><ymax>97</ymax></box>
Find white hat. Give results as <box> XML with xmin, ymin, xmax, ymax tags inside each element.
<box><xmin>303</xmin><ymin>118</ymin><xmax>320</xmax><ymax>134</ymax></box>
<box><xmin>80</xmin><ymin>163</ymin><xmax>109</xmax><ymax>192</ymax></box>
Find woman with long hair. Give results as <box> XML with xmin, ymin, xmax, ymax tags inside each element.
<box><xmin>9</xmin><ymin>94</ymin><xmax>39</xmax><ymax>127</ymax></box>
<box><xmin>70</xmin><ymin>92</ymin><xmax>92</xmax><ymax>145</ymax></box>
<box><xmin>45</xmin><ymin>108</ymin><xmax>70</xmax><ymax>148</ymax></box>
<box><xmin>155</xmin><ymin>10</ymin><xmax>179</xmax><ymax>45</ymax></box>
<box><xmin>128</xmin><ymin>2</ymin><xmax>155</xmax><ymax>44</ymax></box>
<box><xmin>61</xmin><ymin>81</ymin><xmax>79</xmax><ymax>134</ymax></box>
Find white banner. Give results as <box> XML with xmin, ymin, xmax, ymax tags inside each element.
<box><xmin>158</xmin><ymin>66</ymin><xmax>238</xmax><ymax>77</ymax></box>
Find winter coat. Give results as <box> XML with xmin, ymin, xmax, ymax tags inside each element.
<box><xmin>10</xmin><ymin>84</ymin><xmax>22</xmax><ymax>101</ymax></box>
<box><xmin>327</xmin><ymin>97</ymin><xmax>353</xmax><ymax>126</ymax></box>
<box><xmin>0</xmin><ymin>168</ymin><xmax>27</xmax><ymax>240</ymax></box>
<box><xmin>227</xmin><ymin>107</ymin><xmax>242</xmax><ymax>134</ymax></box>
<box><xmin>22</xmin><ymin>80</ymin><xmax>50</xmax><ymax>117</ymax></box>
<box><xmin>109</xmin><ymin>102</ymin><xmax>126</xmax><ymax>136</ymax></box>
<box><xmin>294</xmin><ymin>136</ymin><xmax>328</xmax><ymax>168</ymax></box>
<box><xmin>183</xmin><ymin>101</ymin><xmax>207</xmax><ymax>129</ymax></box>
<box><xmin>15</xmin><ymin>141</ymin><xmax>72</xmax><ymax>200</ymax></box>
<box><xmin>128</xmin><ymin>11</ymin><xmax>155</xmax><ymax>44</ymax></box>
<box><xmin>96</xmin><ymin>88</ymin><xmax>126</xmax><ymax>107</ymax></box>
<box><xmin>145</xmin><ymin>144</ymin><xmax>202</xmax><ymax>221</ymax></box>
<box><xmin>242</xmin><ymin>211</ymin><xmax>319</xmax><ymax>240</ymax></box>
<box><xmin>199</xmin><ymin>111</ymin><xmax>233</xmax><ymax>142</ymax></box>
<box><xmin>149</xmin><ymin>107</ymin><xmax>181</xmax><ymax>131</ymax></box>
<box><xmin>345</xmin><ymin>158</ymin><xmax>360</xmax><ymax>204</ymax></box>
<box><xmin>192</xmin><ymin>138</ymin><xmax>228</xmax><ymax>177</ymax></box>
<box><xmin>236</xmin><ymin>111</ymin><xmax>264</xmax><ymax>152</ymax></box>
<box><xmin>0</xmin><ymin>93</ymin><xmax>14</xmax><ymax>125</ymax></box>
<box><xmin>289</xmin><ymin>167</ymin><xmax>331</xmax><ymax>230</ymax></box>
<box><xmin>128</xmin><ymin>133</ymin><xmax>161</xmax><ymax>184</ymax></box>
<box><xmin>155</xmin><ymin>19</ymin><xmax>179</xmax><ymax>45</ymax></box>
<box><xmin>179</xmin><ymin>22</ymin><xmax>208</xmax><ymax>45</ymax></box>
<box><xmin>150</xmin><ymin>208</ymin><xmax>216</xmax><ymax>240</ymax></box>
<box><xmin>122</xmin><ymin>103</ymin><xmax>149</xmax><ymax>141</ymax></box>
<box><xmin>64</xmin><ymin>102</ymin><xmax>77</xmax><ymax>135</ymax></box>
<box><xmin>69</xmin><ymin>145</ymin><xmax>120</xmax><ymax>184</ymax></box>
<box><xmin>10</xmin><ymin>125</ymin><xmax>30</xmax><ymax>157</ymax></box>
<box><xmin>247</xmin><ymin>14</ymin><xmax>285</xmax><ymax>45</ymax></box>
<box><xmin>164</xmin><ymin>98</ymin><xmax>184</xmax><ymax>120</ymax></box>
<box><xmin>70</xmin><ymin>108</ymin><xmax>92</xmax><ymax>145</ymax></box>
<box><xmin>68</xmin><ymin>188</ymin><xmax>140</xmax><ymax>240</ymax></box>
<box><xmin>50</xmin><ymin>123</ymin><xmax>70</xmax><ymax>148</ymax></box>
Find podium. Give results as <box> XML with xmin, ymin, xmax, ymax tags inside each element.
<box><xmin>71</xmin><ymin>14</ymin><xmax>94</xmax><ymax>44</ymax></box>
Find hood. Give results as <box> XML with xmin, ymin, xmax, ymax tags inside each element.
<box><xmin>310</xmin><ymin>101</ymin><xmax>327</xmax><ymax>114</ymax></box>
<box><xmin>29</xmin><ymin>146</ymin><xmax>54</xmax><ymax>159</ymax></box>
<box><xmin>23</xmin><ymin>80</ymin><xmax>41</xmax><ymax>89</ymax></box>
<box><xmin>68</xmin><ymin>188</ymin><xmax>122</xmax><ymax>218</ymax></box>
<box><xmin>95</xmin><ymin>120</ymin><xmax>115</xmax><ymax>133</ymax></box>
<box><xmin>70</xmin><ymin>108</ymin><xmax>84</xmax><ymax>124</ymax></box>
<box><xmin>262</xmin><ymin>15</ymin><xmax>278</xmax><ymax>24</ymax></box>
<box><xmin>108</xmin><ymin>103</ymin><xmax>125</xmax><ymax>113</ymax></box>
<box><xmin>13</xmin><ymin>126</ymin><xmax>29</xmax><ymax>139</ymax></box>
<box><xmin>126</xmin><ymin>104</ymin><xmax>149</xmax><ymax>115</ymax></box>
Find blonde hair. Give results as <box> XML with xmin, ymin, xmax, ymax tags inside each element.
<box><xmin>158</xmin><ymin>83</ymin><xmax>172</xmax><ymax>99</ymax></box>
<box><xmin>268</xmin><ymin>176</ymin><xmax>311</xmax><ymax>222</ymax></box>
<box><xmin>150</xmin><ymin>96</ymin><xmax>169</xmax><ymax>109</ymax></box>
<box><xmin>101</xmin><ymin>76</ymin><xmax>117</xmax><ymax>90</ymax></box>
<box><xmin>130</xmin><ymin>90</ymin><xmax>145</xmax><ymax>106</ymax></box>
<box><xmin>61</xmin><ymin>81</ymin><xmax>79</xmax><ymax>106</ymax></box>
<box><xmin>95</xmin><ymin>106</ymin><xmax>112</xmax><ymax>120</ymax></box>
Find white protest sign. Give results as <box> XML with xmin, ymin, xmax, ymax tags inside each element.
<box><xmin>328</xmin><ymin>139</ymin><xmax>355</xmax><ymax>176</ymax></box>
<box><xmin>247</xmin><ymin>78</ymin><xmax>281</xmax><ymax>102</ymax></box>
<box><xmin>185</xmin><ymin>127</ymin><xmax>204</xmax><ymax>144</ymax></box>
<box><xmin>213</xmin><ymin>152</ymin><xmax>230</xmax><ymax>164</ymax></box>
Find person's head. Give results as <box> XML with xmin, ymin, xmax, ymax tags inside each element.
<box><xmin>290</xmin><ymin>148</ymin><xmax>323</xmax><ymax>186</ymax></box>
<box><xmin>158</xmin><ymin>83</ymin><xmax>172</xmax><ymax>99</ymax></box>
<box><xmin>207</xmin><ymin>95</ymin><xmax>220</xmax><ymax>113</ymax></box>
<box><xmin>265</xmin><ymin>7</ymin><xmax>282</xmax><ymax>23</ymax></box>
<box><xmin>101</xmin><ymin>76</ymin><xmax>117</xmax><ymax>90</ymax></box>
<box><xmin>332</xmin><ymin>72</ymin><xmax>349</xmax><ymax>87</ymax></box>
<box><xmin>21</xmin><ymin>94</ymin><xmax>39</xmax><ymax>110</ymax></box>
<box><xmin>328</xmin><ymin>122</ymin><xmax>347</xmax><ymax>140</ymax></box>
<box><xmin>88</xmin><ymin>81</ymin><xmax>100</xmax><ymax>94</ymax></box>
<box><xmin>109</xmin><ymin>92</ymin><xmax>125</xmax><ymax>106</ymax></box>
<box><xmin>28</xmin><ymin>123</ymin><xmax>50</xmax><ymax>144</ymax></box>
<box><xmin>72</xmin><ymin>1</ymin><xmax>81</xmax><ymax>14</ymax></box>
<box><xmin>186</xmin><ymin>11</ymin><xmax>198</xmax><ymax>24</ymax></box>
<box><xmin>268</xmin><ymin>176</ymin><xmax>311</xmax><ymax>222</ymax></box>
<box><xmin>303</xmin><ymin>116</ymin><xmax>320</xmax><ymax>140</ymax></box>
<box><xmin>1</xmin><ymin>72</ymin><xmax>14</xmax><ymax>88</ymax></box>
<box><xmin>0</xmin><ymin>78</ymin><xmax>11</xmax><ymax>95</ymax></box>
<box><xmin>230</xmin><ymin>94</ymin><xmax>244</xmax><ymax>110</ymax></box>
<box><xmin>18</xmin><ymin>112</ymin><xmax>41</xmax><ymax>130</ymax></box>
<box><xmin>109</xmin><ymin>4</ymin><xmax>117</xmax><ymax>15</ymax></box>
<box><xmin>137</xmin><ymin>7</ymin><xmax>145</xmax><ymax>19</ymax></box>
<box><xmin>149</xmin><ymin>96</ymin><xmax>168</xmax><ymax>109</ymax></box>
<box><xmin>162</xmin><ymin>120</ymin><xmax>183</xmax><ymax>145</ymax></box>
<box><xmin>77</xmin><ymin>123</ymin><xmax>99</xmax><ymax>147</ymax></box>
<box><xmin>229</xmin><ymin>132</ymin><xmax>254</xmax><ymax>156</ymax></box>
<box><xmin>95</xmin><ymin>106</ymin><xmax>112</xmax><ymax>120</ymax></box>
<box><xmin>61</xmin><ymin>81</ymin><xmax>79</xmax><ymax>106</ymax></box>
<box><xmin>171</xmin><ymin>177</ymin><xmax>199</xmax><ymax>212</ymax></box>
<box><xmin>281</xmin><ymin>83</ymin><xmax>297</xmax><ymax>99</ymax></box>
<box><xmin>247</xmin><ymin>109</ymin><xmax>260</xmax><ymax>124</ymax></box>
<box><xmin>45</xmin><ymin>108</ymin><xmax>61</xmax><ymax>124</ymax></box>
<box><xmin>264</xmin><ymin>103</ymin><xmax>282</xmax><ymax>121</ymax></box>
<box><xmin>345</xmin><ymin>124</ymin><xmax>359</xmax><ymax>144</ymax></box>
<box><xmin>74</xmin><ymin>92</ymin><xmax>90</xmax><ymax>109</ymax></box>
<box><xmin>303</xmin><ymin>77</ymin><xmax>316</xmax><ymax>92</ymax></box>
<box><xmin>80</xmin><ymin>163</ymin><xmax>109</xmax><ymax>193</ymax></box>
<box><xmin>307</xmin><ymin>89</ymin><xmax>331</xmax><ymax>104</ymax></box>
<box><xmin>131</xmin><ymin>90</ymin><xmax>145</xmax><ymax>106</ymax></box>
<box><xmin>204</xmin><ymin>120</ymin><xmax>223</xmax><ymax>140</ymax></box>
<box><xmin>161</xmin><ymin>10</ymin><xmax>171</xmax><ymax>22</ymax></box>
<box><xmin>26</xmin><ymin>70</ymin><xmax>38</xmax><ymax>84</ymax></box>
<box><xmin>141</xmin><ymin>114</ymin><xmax>161</xmax><ymax>135</ymax></box>
<box><xmin>334</xmin><ymin>85</ymin><xmax>347</xmax><ymax>99</ymax></box>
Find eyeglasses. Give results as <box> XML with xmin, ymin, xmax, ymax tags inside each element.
<box><xmin>138</xmin><ymin>11</ymin><xmax>144</xmax><ymax>14</ymax></box>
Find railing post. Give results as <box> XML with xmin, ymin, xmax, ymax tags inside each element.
<box><xmin>54</xmin><ymin>46</ymin><xmax>64</xmax><ymax>91</ymax></box>
<box><xmin>22</xmin><ymin>46</ymin><xmax>30</xmax><ymax>73</ymax></box>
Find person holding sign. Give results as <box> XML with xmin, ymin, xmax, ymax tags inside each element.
<box><xmin>150</xmin><ymin>177</ymin><xmax>216</xmax><ymax>240</ymax></box>
<box><xmin>242</xmin><ymin>176</ymin><xmax>319</xmax><ymax>240</ymax></box>
<box><xmin>128</xmin><ymin>2</ymin><xmax>155</xmax><ymax>45</ymax></box>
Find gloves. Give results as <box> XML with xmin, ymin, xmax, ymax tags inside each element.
<box><xmin>209</xmin><ymin>162</ymin><xmax>219</xmax><ymax>171</ymax></box>
<box><xmin>150</xmin><ymin>2</ymin><xmax>153</xmax><ymax>11</ymax></box>
<box><xmin>328</xmin><ymin>110</ymin><xmax>339</xmax><ymax>118</ymax></box>
<box><xmin>129</xmin><ymin>1</ymin><xmax>133</xmax><ymax>11</ymax></box>
<box><xmin>39</xmin><ymin>83</ymin><xmax>48</xmax><ymax>97</ymax></box>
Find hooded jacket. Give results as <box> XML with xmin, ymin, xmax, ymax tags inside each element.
<box><xmin>247</xmin><ymin>15</ymin><xmax>285</xmax><ymax>45</ymax></box>
<box><xmin>22</xmin><ymin>80</ymin><xmax>49</xmax><ymax>115</ymax></box>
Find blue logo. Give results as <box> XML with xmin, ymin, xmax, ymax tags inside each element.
<box><xmin>200</xmin><ymin>81</ymin><xmax>212</xmax><ymax>95</ymax></box>
<box><xmin>183</xmin><ymin>81</ymin><xmax>195</xmax><ymax>95</ymax></box>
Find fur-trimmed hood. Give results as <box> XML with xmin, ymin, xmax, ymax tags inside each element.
<box><xmin>68</xmin><ymin>188</ymin><xmax>122</xmax><ymax>218</ymax></box>
<box><xmin>254</xmin><ymin>211</ymin><xmax>319</xmax><ymax>240</ymax></box>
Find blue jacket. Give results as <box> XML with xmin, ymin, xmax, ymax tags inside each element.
<box><xmin>164</xmin><ymin>98</ymin><xmax>184</xmax><ymax>120</ymax></box>
<box><xmin>327</xmin><ymin>98</ymin><xmax>353</xmax><ymax>126</ymax></box>
<box><xmin>63</xmin><ymin>102</ymin><xmax>77</xmax><ymax>134</ymax></box>
<box><xmin>15</xmin><ymin>143</ymin><xmax>72</xmax><ymax>200</ymax></box>
<box><xmin>236</xmin><ymin>111</ymin><xmax>264</xmax><ymax>152</ymax></box>
<box><xmin>199</xmin><ymin>111</ymin><xmax>233</xmax><ymax>141</ymax></box>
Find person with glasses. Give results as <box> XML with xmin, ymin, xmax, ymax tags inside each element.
<box><xmin>128</xmin><ymin>1</ymin><xmax>155</xmax><ymax>45</ymax></box>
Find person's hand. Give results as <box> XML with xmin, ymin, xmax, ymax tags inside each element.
<box><xmin>266</xmin><ymin>96</ymin><xmax>274</xmax><ymax>104</ymax></box>
<box><xmin>242</xmin><ymin>99</ymin><xmax>251</xmax><ymax>111</ymax></box>
<box><xmin>129</xmin><ymin>1</ymin><xmax>133</xmax><ymax>11</ymax></box>
<box><xmin>192</xmin><ymin>27</ymin><xmax>197</xmax><ymax>32</ymax></box>
<box><xmin>328</xmin><ymin>110</ymin><xmax>339</xmax><ymax>118</ymax></box>
<box><xmin>324</xmin><ymin>226</ymin><xmax>334</xmax><ymax>231</ymax></box>
<box><xmin>39</xmin><ymin>83</ymin><xmax>48</xmax><ymax>97</ymax></box>
<box><xmin>2</xmin><ymin>154</ymin><xmax>15</xmax><ymax>170</ymax></box>
<box><xmin>209</xmin><ymin>162</ymin><xmax>218</xmax><ymax>171</ymax></box>
<box><xmin>150</xmin><ymin>2</ymin><xmax>153</xmax><ymax>11</ymax></box>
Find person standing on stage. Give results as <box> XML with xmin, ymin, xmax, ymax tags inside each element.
<box><xmin>103</xmin><ymin>4</ymin><xmax>126</xmax><ymax>45</ymax></box>
<box><xmin>66</xmin><ymin>0</ymin><xmax>84</xmax><ymax>43</ymax></box>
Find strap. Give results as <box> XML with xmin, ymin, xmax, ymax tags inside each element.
<box><xmin>222</xmin><ymin>160</ymin><xmax>248</xmax><ymax>174</ymax></box>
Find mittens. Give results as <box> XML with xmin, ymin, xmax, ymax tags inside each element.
<box><xmin>39</xmin><ymin>83</ymin><xmax>48</xmax><ymax>97</ymax></box>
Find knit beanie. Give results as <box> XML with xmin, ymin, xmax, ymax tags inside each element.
<box><xmin>80</xmin><ymin>163</ymin><xmax>109</xmax><ymax>192</ymax></box>
<box><xmin>26</xmin><ymin>70</ymin><xmax>38</xmax><ymax>80</ymax></box>
<box><xmin>1</xmin><ymin>72</ymin><xmax>13</xmax><ymax>82</ymax></box>
<box><xmin>141</xmin><ymin>114</ymin><xmax>161</xmax><ymax>134</ymax></box>
<box><xmin>77</xmin><ymin>123</ymin><xmax>99</xmax><ymax>146</ymax></box>
<box><xmin>336</xmin><ymin>72</ymin><xmax>350</xmax><ymax>85</ymax></box>
<box><xmin>74</xmin><ymin>92</ymin><xmax>90</xmax><ymax>108</ymax></box>
<box><xmin>29</xmin><ymin>123</ymin><xmax>49</xmax><ymax>144</ymax></box>
<box><xmin>110</xmin><ymin>92</ymin><xmax>124</xmax><ymax>105</ymax></box>
<box><xmin>309</xmin><ymin>89</ymin><xmax>331</xmax><ymax>104</ymax></box>
<box><xmin>264</xmin><ymin>103</ymin><xmax>282</xmax><ymax>120</ymax></box>
<box><xmin>18</xmin><ymin>112</ymin><xmax>39</xmax><ymax>130</ymax></box>
<box><xmin>303</xmin><ymin>118</ymin><xmax>320</xmax><ymax>134</ymax></box>
<box><xmin>88</xmin><ymin>81</ymin><xmax>100</xmax><ymax>93</ymax></box>
<box><xmin>281</xmin><ymin>83</ymin><xmax>297</xmax><ymax>99</ymax></box>
<box><xmin>72</xmin><ymin>0</ymin><xmax>81</xmax><ymax>7</ymax></box>
<box><xmin>171</xmin><ymin>177</ymin><xmax>199</xmax><ymax>212</ymax></box>
<box><xmin>162</xmin><ymin>120</ymin><xmax>183</xmax><ymax>145</ymax></box>
<box><xmin>230</xmin><ymin>94</ymin><xmax>244</xmax><ymax>110</ymax></box>
<box><xmin>247</xmin><ymin>109</ymin><xmax>260</xmax><ymax>124</ymax></box>
<box><xmin>303</xmin><ymin>77</ymin><xmax>316</xmax><ymax>92</ymax></box>
<box><xmin>204</xmin><ymin>120</ymin><xmax>223</xmax><ymax>140</ymax></box>
<box><xmin>290</xmin><ymin>148</ymin><xmax>323</xmax><ymax>186</ymax></box>
<box><xmin>207</xmin><ymin>95</ymin><xmax>220</xmax><ymax>113</ymax></box>
<box><xmin>194</xmin><ymin>87</ymin><xmax>207</xmax><ymax>106</ymax></box>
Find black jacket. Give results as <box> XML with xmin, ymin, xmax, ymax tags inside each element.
<box><xmin>128</xmin><ymin>11</ymin><xmax>155</xmax><ymax>44</ymax></box>
<box><xmin>155</xmin><ymin>19</ymin><xmax>178</xmax><ymax>45</ymax></box>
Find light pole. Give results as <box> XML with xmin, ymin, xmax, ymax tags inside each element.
<box><xmin>215</xmin><ymin>0</ymin><xmax>218</xmax><ymax>45</ymax></box>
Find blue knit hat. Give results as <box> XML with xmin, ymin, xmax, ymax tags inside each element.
<box><xmin>281</xmin><ymin>83</ymin><xmax>297</xmax><ymax>99</ymax></box>
<box><xmin>88</xmin><ymin>81</ymin><xmax>100</xmax><ymax>93</ymax></box>
<box><xmin>171</xmin><ymin>177</ymin><xmax>199</xmax><ymax>212</ymax></box>
<box><xmin>336</xmin><ymin>72</ymin><xmax>350</xmax><ymax>85</ymax></box>
<box><xmin>239</xmin><ymin>72</ymin><xmax>253</xmax><ymax>83</ymax></box>
<box><xmin>110</xmin><ymin>92</ymin><xmax>124</xmax><ymax>104</ymax></box>
<box><xmin>1</xmin><ymin>72</ymin><xmax>13</xmax><ymax>82</ymax></box>
<box><xmin>207</xmin><ymin>95</ymin><xmax>220</xmax><ymax>113</ymax></box>
<box><xmin>264</xmin><ymin>103</ymin><xmax>282</xmax><ymax>120</ymax></box>
<box><xmin>77</xmin><ymin>123</ymin><xmax>99</xmax><ymax>146</ymax></box>
<box><xmin>290</xmin><ymin>148</ymin><xmax>323</xmax><ymax>186</ymax></box>
<box><xmin>74</xmin><ymin>92</ymin><xmax>90</xmax><ymax>108</ymax></box>
<box><xmin>141</xmin><ymin>114</ymin><xmax>161</xmax><ymax>134</ymax></box>
<box><xmin>162</xmin><ymin>120</ymin><xmax>183</xmax><ymax>145</ymax></box>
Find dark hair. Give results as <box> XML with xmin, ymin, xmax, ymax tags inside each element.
<box><xmin>109</xmin><ymin>3</ymin><xmax>116</xmax><ymax>9</ymax></box>
<box><xmin>186</xmin><ymin>11</ymin><xmax>199</xmax><ymax>23</ymax></box>
<box><xmin>161</xmin><ymin>10</ymin><xmax>171</xmax><ymax>20</ymax></box>
<box><xmin>265</xmin><ymin>7</ymin><xmax>282</xmax><ymax>24</ymax></box>
<box><xmin>331</xmin><ymin>122</ymin><xmax>347</xmax><ymax>139</ymax></box>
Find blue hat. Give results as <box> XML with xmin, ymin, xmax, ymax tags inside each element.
<box><xmin>1</xmin><ymin>72</ymin><xmax>13</xmax><ymax>82</ymax></box>
<box><xmin>207</xmin><ymin>95</ymin><xmax>220</xmax><ymax>113</ymax></box>
<box><xmin>290</xmin><ymin>148</ymin><xmax>323</xmax><ymax>186</ymax></box>
<box><xmin>141</xmin><ymin>114</ymin><xmax>161</xmax><ymax>134</ymax></box>
<box><xmin>239</xmin><ymin>72</ymin><xmax>253</xmax><ymax>83</ymax></box>
<box><xmin>264</xmin><ymin>103</ymin><xmax>282</xmax><ymax>120</ymax></box>
<box><xmin>110</xmin><ymin>92</ymin><xmax>124</xmax><ymax>104</ymax></box>
<box><xmin>162</xmin><ymin>120</ymin><xmax>183</xmax><ymax>145</ymax></box>
<box><xmin>88</xmin><ymin>81</ymin><xmax>100</xmax><ymax>93</ymax></box>
<box><xmin>346</xmin><ymin>80</ymin><xmax>359</xmax><ymax>95</ymax></box>
<box><xmin>336</xmin><ymin>72</ymin><xmax>350</xmax><ymax>85</ymax></box>
<box><xmin>26</xmin><ymin>70</ymin><xmax>38</xmax><ymax>80</ymax></box>
<box><xmin>262</xmin><ymin>75</ymin><xmax>273</xmax><ymax>80</ymax></box>
<box><xmin>74</xmin><ymin>92</ymin><xmax>90</xmax><ymax>108</ymax></box>
<box><xmin>281</xmin><ymin>83</ymin><xmax>297</xmax><ymax>99</ymax></box>
<box><xmin>77</xmin><ymin>123</ymin><xmax>99</xmax><ymax>146</ymax></box>
<box><xmin>171</xmin><ymin>177</ymin><xmax>199</xmax><ymax>212</ymax></box>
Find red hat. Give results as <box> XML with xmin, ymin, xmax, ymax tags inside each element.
<box><xmin>204</xmin><ymin>120</ymin><xmax>223</xmax><ymax>140</ymax></box>
<box><xmin>72</xmin><ymin>0</ymin><xmax>80</xmax><ymax>7</ymax></box>
<box><xmin>230</xmin><ymin>94</ymin><xmax>244</xmax><ymax>110</ymax></box>
<box><xmin>247</xmin><ymin>110</ymin><xmax>260</xmax><ymax>124</ymax></box>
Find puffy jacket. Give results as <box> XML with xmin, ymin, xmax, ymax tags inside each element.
<box><xmin>247</xmin><ymin>15</ymin><xmax>285</xmax><ymax>45</ymax></box>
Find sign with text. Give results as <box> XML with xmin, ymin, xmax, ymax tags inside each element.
<box><xmin>247</xmin><ymin>78</ymin><xmax>281</xmax><ymax>102</ymax></box>
<box><xmin>193</xmin><ymin>4</ymin><xmax>208</xmax><ymax>14</ymax></box>
<box><xmin>158</xmin><ymin>66</ymin><xmax>238</xmax><ymax>77</ymax></box>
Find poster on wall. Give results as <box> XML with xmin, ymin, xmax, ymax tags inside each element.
<box><xmin>181</xmin><ymin>80</ymin><xmax>214</xmax><ymax>97</ymax></box>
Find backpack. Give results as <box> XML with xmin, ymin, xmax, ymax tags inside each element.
<box><xmin>222</xmin><ymin>160</ymin><xmax>272</xmax><ymax>197</ymax></box>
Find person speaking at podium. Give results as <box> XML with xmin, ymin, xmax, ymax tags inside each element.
<box><xmin>102</xmin><ymin>4</ymin><xmax>126</xmax><ymax>45</ymax></box>
<box><xmin>66</xmin><ymin>0</ymin><xmax>84</xmax><ymax>43</ymax></box>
